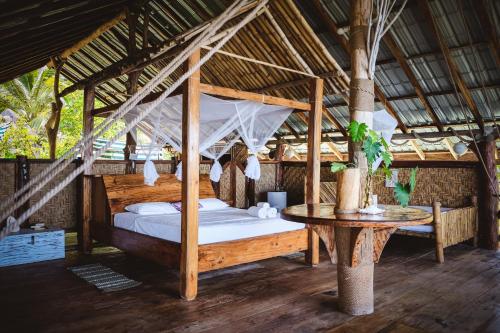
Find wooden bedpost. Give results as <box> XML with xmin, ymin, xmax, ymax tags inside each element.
<box><xmin>79</xmin><ymin>84</ymin><xmax>94</xmax><ymax>254</ymax></box>
<box><xmin>476</xmin><ymin>140</ymin><xmax>498</xmax><ymax>250</ymax></box>
<box><xmin>124</xmin><ymin>5</ymin><xmax>140</xmax><ymax>174</ymax></box>
<box><xmin>180</xmin><ymin>48</ymin><xmax>201</xmax><ymax>301</ymax></box>
<box><xmin>305</xmin><ymin>78</ymin><xmax>323</xmax><ymax>266</ymax></box>
<box><xmin>433</xmin><ymin>201</ymin><xmax>444</xmax><ymax>264</ymax></box>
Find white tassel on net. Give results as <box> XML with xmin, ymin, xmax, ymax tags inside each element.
<box><xmin>175</xmin><ymin>161</ymin><xmax>183</xmax><ymax>181</ymax></box>
<box><xmin>245</xmin><ymin>154</ymin><xmax>261</xmax><ymax>180</ymax></box>
<box><xmin>143</xmin><ymin>159</ymin><xmax>159</xmax><ymax>186</ymax></box>
<box><xmin>209</xmin><ymin>159</ymin><xmax>223</xmax><ymax>182</ymax></box>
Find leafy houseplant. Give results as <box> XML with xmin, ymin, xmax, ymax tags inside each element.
<box><xmin>331</xmin><ymin>120</ymin><xmax>393</xmax><ymax>208</ymax></box>
<box><xmin>394</xmin><ymin>167</ymin><xmax>418</xmax><ymax>207</ymax></box>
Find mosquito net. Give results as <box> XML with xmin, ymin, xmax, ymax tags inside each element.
<box><xmin>126</xmin><ymin>93</ymin><xmax>293</xmax><ymax>185</ymax></box>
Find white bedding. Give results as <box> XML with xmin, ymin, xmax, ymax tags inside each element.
<box><xmin>114</xmin><ymin>207</ymin><xmax>305</xmax><ymax>245</ymax></box>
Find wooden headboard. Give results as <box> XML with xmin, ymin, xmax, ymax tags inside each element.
<box><xmin>102</xmin><ymin>174</ymin><xmax>216</xmax><ymax>215</ymax></box>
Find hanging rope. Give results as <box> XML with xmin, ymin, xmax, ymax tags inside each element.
<box><xmin>0</xmin><ymin>0</ymin><xmax>269</xmax><ymax>228</ymax></box>
<box><xmin>457</xmin><ymin>0</ymin><xmax>499</xmax><ymax>138</ymax></box>
<box><xmin>412</xmin><ymin>132</ymin><xmax>446</xmax><ymax>144</ymax></box>
<box><xmin>0</xmin><ymin>0</ymin><xmax>251</xmax><ymax>218</ymax></box>
<box><xmin>0</xmin><ymin>0</ymin><xmax>250</xmax><ymax>218</ymax></box>
<box><xmin>430</xmin><ymin>1</ymin><xmax>499</xmax><ymax>197</ymax></box>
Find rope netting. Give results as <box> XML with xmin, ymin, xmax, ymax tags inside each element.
<box><xmin>0</xmin><ymin>0</ymin><xmax>269</xmax><ymax>237</ymax></box>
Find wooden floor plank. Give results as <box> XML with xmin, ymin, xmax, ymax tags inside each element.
<box><xmin>0</xmin><ymin>238</ymin><xmax>498</xmax><ymax>333</ymax></box>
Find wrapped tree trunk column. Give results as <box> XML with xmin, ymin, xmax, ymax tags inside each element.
<box><xmin>334</xmin><ymin>0</ymin><xmax>375</xmax><ymax>316</ymax></box>
<box><xmin>476</xmin><ymin>140</ymin><xmax>498</xmax><ymax>250</ymax></box>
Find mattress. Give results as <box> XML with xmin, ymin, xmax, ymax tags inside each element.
<box><xmin>398</xmin><ymin>206</ymin><xmax>453</xmax><ymax>234</ymax></box>
<box><xmin>114</xmin><ymin>207</ymin><xmax>305</xmax><ymax>245</ymax></box>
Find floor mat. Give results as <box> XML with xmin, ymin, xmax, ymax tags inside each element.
<box><xmin>68</xmin><ymin>263</ymin><xmax>142</xmax><ymax>292</ymax></box>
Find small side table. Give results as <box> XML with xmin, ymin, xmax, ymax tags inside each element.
<box><xmin>282</xmin><ymin>203</ymin><xmax>432</xmax><ymax>315</ymax></box>
<box><xmin>0</xmin><ymin>228</ymin><xmax>65</xmax><ymax>267</ymax></box>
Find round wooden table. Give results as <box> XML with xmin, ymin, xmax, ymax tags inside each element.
<box><xmin>281</xmin><ymin>203</ymin><xmax>432</xmax><ymax>316</ymax></box>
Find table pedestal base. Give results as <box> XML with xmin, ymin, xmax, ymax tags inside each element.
<box><xmin>335</xmin><ymin>227</ymin><xmax>374</xmax><ymax>315</ymax></box>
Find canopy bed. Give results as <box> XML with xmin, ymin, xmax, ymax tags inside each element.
<box><xmin>91</xmin><ymin>173</ymin><xmax>311</xmax><ymax>273</ymax></box>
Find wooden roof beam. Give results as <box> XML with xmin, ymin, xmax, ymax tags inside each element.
<box><xmin>443</xmin><ymin>138</ymin><xmax>459</xmax><ymax>160</ymax></box>
<box><xmin>475</xmin><ymin>0</ymin><xmax>500</xmax><ymax>68</ymax></box>
<box><xmin>325</xmin><ymin>83</ymin><xmax>500</xmax><ymax>106</ymax></box>
<box><xmin>418</xmin><ymin>0</ymin><xmax>485</xmax><ymax>132</ymax></box>
<box><xmin>383</xmin><ymin>33</ymin><xmax>444</xmax><ymax>131</ymax></box>
<box><xmin>58</xmin><ymin>2</ymin><xmax>259</xmax><ymax>97</ymax></box>
<box><xmin>268</xmin><ymin>127</ymin><xmax>489</xmax><ymax>144</ymax></box>
<box><xmin>47</xmin><ymin>9</ymin><xmax>126</xmax><ymax>68</ymax></box>
<box><xmin>409</xmin><ymin>140</ymin><xmax>426</xmax><ymax>160</ymax></box>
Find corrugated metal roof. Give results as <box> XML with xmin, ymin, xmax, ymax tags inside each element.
<box><xmin>306</xmin><ymin>0</ymin><xmax>500</xmax><ymax>133</ymax></box>
<box><xmin>1</xmin><ymin>0</ymin><xmax>497</xmax><ymax>156</ymax></box>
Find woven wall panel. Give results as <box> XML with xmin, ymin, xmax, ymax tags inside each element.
<box><xmin>321</xmin><ymin>166</ymin><xmax>336</xmax><ymax>182</ymax></box>
<box><xmin>200</xmin><ymin>163</ymin><xmax>210</xmax><ymax>175</ymax></box>
<box><xmin>285</xmin><ymin>166</ymin><xmax>478</xmax><ymax>208</ymax></box>
<box><xmin>135</xmin><ymin>162</ymin><xmax>173</xmax><ymax>174</ymax></box>
<box><xmin>0</xmin><ymin>162</ymin><xmax>15</xmax><ymax>202</ymax></box>
<box><xmin>219</xmin><ymin>166</ymin><xmax>231</xmax><ymax>202</ymax></box>
<box><xmin>30</xmin><ymin>163</ymin><xmax>77</xmax><ymax>229</ymax></box>
<box><xmin>92</xmin><ymin>163</ymin><xmax>126</xmax><ymax>175</ymax></box>
<box><xmin>255</xmin><ymin>164</ymin><xmax>277</xmax><ymax>202</ymax></box>
<box><xmin>236</xmin><ymin>167</ymin><xmax>246</xmax><ymax>208</ymax></box>
<box><xmin>373</xmin><ymin>168</ymin><xmax>478</xmax><ymax>208</ymax></box>
<box><xmin>283</xmin><ymin>166</ymin><xmax>306</xmax><ymax>205</ymax></box>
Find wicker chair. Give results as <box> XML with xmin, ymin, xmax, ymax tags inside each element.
<box><xmin>396</xmin><ymin>197</ymin><xmax>478</xmax><ymax>263</ymax></box>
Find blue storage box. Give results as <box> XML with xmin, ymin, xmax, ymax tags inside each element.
<box><xmin>0</xmin><ymin>229</ymin><xmax>65</xmax><ymax>267</ymax></box>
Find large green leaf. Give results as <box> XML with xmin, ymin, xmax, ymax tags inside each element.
<box><xmin>362</xmin><ymin>136</ymin><xmax>382</xmax><ymax>165</ymax></box>
<box><xmin>394</xmin><ymin>183</ymin><xmax>411</xmax><ymax>207</ymax></box>
<box><xmin>381</xmin><ymin>150</ymin><xmax>393</xmax><ymax>168</ymax></box>
<box><xmin>409</xmin><ymin>167</ymin><xmax>418</xmax><ymax>192</ymax></box>
<box><xmin>347</xmin><ymin>120</ymin><xmax>368</xmax><ymax>142</ymax></box>
<box><xmin>330</xmin><ymin>162</ymin><xmax>347</xmax><ymax>173</ymax></box>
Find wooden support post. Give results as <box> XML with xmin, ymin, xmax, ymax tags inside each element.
<box><xmin>124</xmin><ymin>6</ymin><xmax>139</xmax><ymax>174</ymax></box>
<box><xmin>275</xmin><ymin>143</ymin><xmax>285</xmax><ymax>191</ymax></box>
<box><xmin>476</xmin><ymin>140</ymin><xmax>498</xmax><ymax>250</ymax></box>
<box><xmin>79</xmin><ymin>85</ymin><xmax>95</xmax><ymax>254</ymax></box>
<box><xmin>15</xmin><ymin>155</ymin><xmax>30</xmax><ymax>223</ymax></box>
<box><xmin>246</xmin><ymin>177</ymin><xmax>256</xmax><ymax>208</ymax></box>
<box><xmin>180</xmin><ymin>49</ymin><xmax>200</xmax><ymax>301</ymax></box>
<box><xmin>433</xmin><ymin>201</ymin><xmax>444</xmax><ymax>263</ymax></box>
<box><xmin>305</xmin><ymin>78</ymin><xmax>323</xmax><ymax>266</ymax></box>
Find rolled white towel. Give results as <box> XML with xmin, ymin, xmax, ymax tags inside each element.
<box><xmin>248</xmin><ymin>206</ymin><xmax>267</xmax><ymax>218</ymax></box>
<box><xmin>266</xmin><ymin>207</ymin><xmax>278</xmax><ymax>218</ymax></box>
<box><xmin>256</xmin><ymin>202</ymin><xmax>270</xmax><ymax>209</ymax></box>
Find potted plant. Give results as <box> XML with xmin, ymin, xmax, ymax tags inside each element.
<box><xmin>331</xmin><ymin>120</ymin><xmax>393</xmax><ymax>211</ymax></box>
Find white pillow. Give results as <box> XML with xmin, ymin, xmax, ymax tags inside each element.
<box><xmin>125</xmin><ymin>202</ymin><xmax>178</xmax><ymax>215</ymax></box>
<box><xmin>199</xmin><ymin>198</ymin><xmax>229</xmax><ymax>211</ymax></box>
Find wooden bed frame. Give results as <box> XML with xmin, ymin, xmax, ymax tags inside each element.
<box><xmin>90</xmin><ymin>173</ymin><xmax>312</xmax><ymax>275</ymax></box>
